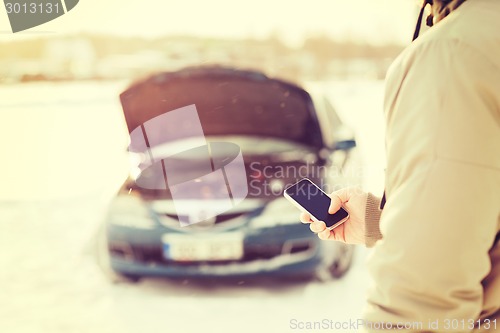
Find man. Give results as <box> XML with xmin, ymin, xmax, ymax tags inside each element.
<box><xmin>301</xmin><ymin>0</ymin><xmax>500</xmax><ymax>331</ymax></box>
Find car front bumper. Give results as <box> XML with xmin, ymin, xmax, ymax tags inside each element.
<box><xmin>110</xmin><ymin>248</ymin><xmax>321</xmax><ymax>278</ymax></box>
<box><xmin>107</xmin><ymin>224</ymin><xmax>323</xmax><ymax>278</ymax></box>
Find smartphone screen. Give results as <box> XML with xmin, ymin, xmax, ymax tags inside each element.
<box><xmin>285</xmin><ymin>179</ymin><xmax>349</xmax><ymax>228</ymax></box>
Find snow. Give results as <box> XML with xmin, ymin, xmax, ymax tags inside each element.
<box><xmin>0</xmin><ymin>79</ymin><xmax>386</xmax><ymax>333</ymax></box>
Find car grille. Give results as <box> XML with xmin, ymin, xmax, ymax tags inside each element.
<box><xmin>164</xmin><ymin>212</ymin><xmax>244</xmax><ymax>225</ymax></box>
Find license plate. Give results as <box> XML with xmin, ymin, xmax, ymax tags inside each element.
<box><xmin>162</xmin><ymin>233</ymin><xmax>244</xmax><ymax>261</ymax></box>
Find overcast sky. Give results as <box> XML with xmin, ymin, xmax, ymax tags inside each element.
<box><xmin>0</xmin><ymin>0</ymin><xmax>419</xmax><ymax>45</ymax></box>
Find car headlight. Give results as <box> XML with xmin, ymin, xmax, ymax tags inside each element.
<box><xmin>250</xmin><ymin>197</ymin><xmax>301</xmax><ymax>229</ymax></box>
<box><xmin>107</xmin><ymin>195</ymin><xmax>156</xmax><ymax>229</ymax></box>
<box><xmin>127</xmin><ymin>152</ymin><xmax>146</xmax><ymax>181</ymax></box>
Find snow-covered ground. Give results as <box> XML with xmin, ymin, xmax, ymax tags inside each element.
<box><xmin>0</xmin><ymin>80</ymin><xmax>386</xmax><ymax>333</ymax></box>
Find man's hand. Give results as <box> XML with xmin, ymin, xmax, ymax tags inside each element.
<box><xmin>299</xmin><ymin>187</ymin><xmax>367</xmax><ymax>245</ymax></box>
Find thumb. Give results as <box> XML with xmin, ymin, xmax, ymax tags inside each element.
<box><xmin>328</xmin><ymin>188</ymin><xmax>350</xmax><ymax>214</ymax></box>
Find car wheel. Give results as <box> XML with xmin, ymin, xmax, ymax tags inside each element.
<box><xmin>116</xmin><ymin>273</ymin><xmax>142</xmax><ymax>283</ymax></box>
<box><xmin>328</xmin><ymin>244</ymin><xmax>354</xmax><ymax>278</ymax></box>
<box><xmin>315</xmin><ymin>243</ymin><xmax>355</xmax><ymax>281</ymax></box>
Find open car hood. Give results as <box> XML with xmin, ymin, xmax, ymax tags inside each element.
<box><xmin>119</xmin><ymin>66</ymin><xmax>325</xmax><ymax>150</ymax></box>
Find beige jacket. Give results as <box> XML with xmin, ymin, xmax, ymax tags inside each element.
<box><xmin>363</xmin><ymin>0</ymin><xmax>500</xmax><ymax>331</ymax></box>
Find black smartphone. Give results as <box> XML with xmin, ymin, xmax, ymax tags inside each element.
<box><xmin>284</xmin><ymin>178</ymin><xmax>349</xmax><ymax>229</ymax></box>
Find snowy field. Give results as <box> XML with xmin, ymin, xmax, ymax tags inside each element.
<box><xmin>0</xmin><ymin>79</ymin><xmax>386</xmax><ymax>333</ymax></box>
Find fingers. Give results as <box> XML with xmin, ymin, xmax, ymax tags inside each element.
<box><xmin>309</xmin><ymin>219</ymin><xmax>346</xmax><ymax>243</ymax></box>
<box><xmin>318</xmin><ymin>225</ymin><xmax>346</xmax><ymax>243</ymax></box>
<box><xmin>309</xmin><ymin>221</ymin><xmax>326</xmax><ymax>233</ymax></box>
<box><xmin>328</xmin><ymin>187</ymin><xmax>351</xmax><ymax>214</ymax></box>
<box><xmin>318</xmin><ymin>228</ymin><xmax>334</xmax><ymax>240</ymax></box>
<box><xmin>300</xmin><ymin>212</ymin><xmax>312</xmax><ymax>224</ymax></box>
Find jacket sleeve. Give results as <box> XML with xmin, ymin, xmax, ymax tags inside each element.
<box><xmin>363</xmin><ymin>38</ymin><xmax>500</xmax><ymax>331</ymax></box>
<box><xmin>365</xmin><ymin>193</ymin><xmax>383</xmax><ymax>248</ymax></box>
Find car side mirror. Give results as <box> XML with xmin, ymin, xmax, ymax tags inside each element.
<box><xmin>334</xmin><ymin>139</ymin><xmax>356</xmax><ymax>151</ymax></box>
<box><xmin>330</xmin><ymin>124</ymin><xmax>356</xmax><ymax>151</ymax></box>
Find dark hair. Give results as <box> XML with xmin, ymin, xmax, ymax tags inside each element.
<box><xmin>434</xmin><ymin>0</ymin><xmax>465</xmax><ymax>5</ymax></box>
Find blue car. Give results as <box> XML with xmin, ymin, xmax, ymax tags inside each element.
<box><xmin>105</xmin><ymin>66</ymin><xmax>357</xmax><ymax>282</ymax></box>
